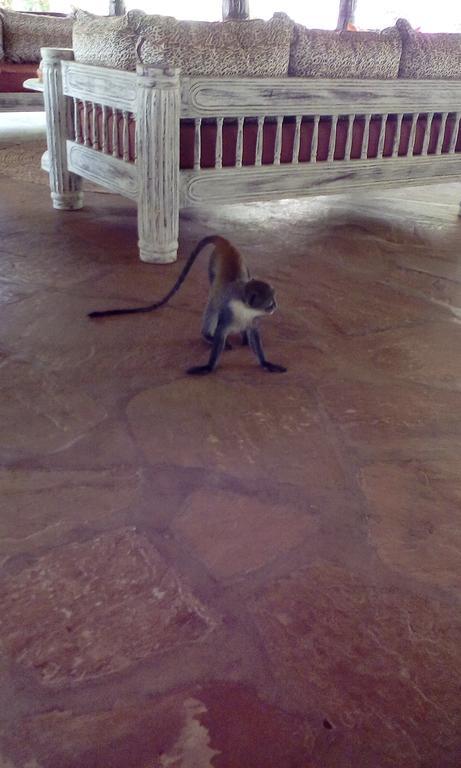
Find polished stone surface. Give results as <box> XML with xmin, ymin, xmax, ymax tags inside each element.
<box><xmin>1</xmin><ymin>170</ymin><xmax>461</xmax><ymax>767</ymax></box>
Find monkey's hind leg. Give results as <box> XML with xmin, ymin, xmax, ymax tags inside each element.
<box><xmin>202</xmin><ymin>302</ymin><xmax>232</xmax><ymax>349</ymax></box>
<box><xmin>248</xmin><ymin>328</ymin><xmax>287</xmax><ymax>373</ymax></box>
<box><xmin>189</xmin><ymin>318</ymin><xmax>228</xmax><ymax>375</ymax></box>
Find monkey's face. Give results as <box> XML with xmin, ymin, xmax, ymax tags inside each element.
<box><xmin>244</xmin><ymin>280</ymin><xmax>277</xmax><ymax>315</ymax></box>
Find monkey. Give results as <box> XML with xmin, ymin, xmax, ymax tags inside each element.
<box><xmin>88</xmin><ymin>235</ymin><xmax>287</xmax><ymax>376</ymax></box>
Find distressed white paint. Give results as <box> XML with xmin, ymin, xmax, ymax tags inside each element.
<box><xmin>112</xmin><ymin>108</ymin><xmax>118</xmax><ymax>158</ymax></box>
<box><xmin>274</xmin><ymin>115</ymin><xmax>283</xmax><ymax>164</ymax></box>
<box><xmin>215</xmin><ymin>116</ymin><xmax>224</xmax><ymax>168</ymax></box>
<box><xmin>73</xmin><ymin>97</ymin><xmax>80</xmax><ymax>142</ymax></box>
<box><xmin>236</xmin><ymin>116</ymin><xmax>244</xmax><ymax>168</ymax></box>
<box><xmin>406</xmin><ymin>113</ymin><xmax>418</xmax><ymax>157</ymax></box>
<box><xmin>181</xmin><ymin>154</ymin><xmax>461</xmax><ymax>206</ymax></box>
<box><xmin>102</xmin><ymin>105</ymin><xmax>108</xmax><ymax>153</ymax></box>
<box><xmin>92</xmin><ymin>102</ymin><xmax>99</xmax><ymax>150</ymax></box>
<box><xmin>448</xmin><ymin>112</ymin><xmax>460</xmax><ymax>153</ymax></box>
<box><xmin>327</xmin><ymin>115</ymin><xmax>338</xmax><ymax>162</ymax></box>
<box><xmin>421</xmin><ymin>111</ymin><xmax>434</xmax><ymax>156</ymax></box>
<box><xmin>377</xmin><ymin>113</ymin><xmax>388</xmax><ymax>159</ymax></box>
<box><xmin>40</xmin><ymin>57</ymin><xmax>461</xmax><ymax>264</ymax></box>
<box><xmin>310</xmin><ymin>115</ymin><xmax>320</xmax><ymax>163</ymax></box>
<box><xmin>136</xmin><ymin>65</ymin><xmax>180</xmax><ymax>263</ymax></box>
<box><xmin>61</xmin><ymin>60</ymin><xmax>136</xmax><ymax>112</ymax></box>
<box><xmin>292</xmin><ymin>114</ymin><xmax>302</xmax><ymax>164</ymax></box>
<box><xmin>194</xmin><ymin>117</ymin><xmax>202</xmax><ymax>171</ymax></box>
<box><xmin>360</xmin><ymin>114</ymin><xmax>372</xmax><ymax>160</ymax></box>
<box><xmin>67</xmin><ymin>141</ymin><xmax>137</xmax><ymax>199</ymax></box>
<box><xmin>180</xmin><ymin>77</ymin><xmax>461</xmax><ymax>117</ymax></box>
<box><xmin>122</xmin><ymin>111</ymin><xmax>130</xmax><ymax>161</ymax></box>
<box><xmin>436</xmin><ymin>111</ymin><xmax>449</xmax><ymax>155</ymax></box>
<box><xmin>41</xmin><ymin>48</ymin><xmax>83</xmax><ymax>210</ymax></box>
<box><xmin>255</xmin><ymin>115</ymin><xmax>264</xmax><ymax>167</ymax></box>
<box><xmin>83</xmin><ymin>101</ymin><xmax>90</xmax><ymax>147</ymax></box>
<box><xmin>344</xmin><ymin>114</ymin><xmax>354</xmax><ymax>161</ymax></box>
<box><xmin>392</xmin><ymin>113</ymin><xmax>404</xmax><ymax>158</ymax></box>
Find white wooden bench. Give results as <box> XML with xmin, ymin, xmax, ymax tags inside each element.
<box><xmin>39</xmin><ymin>46</ymin><xmax>461</xmax><ymax>264</ymax></box>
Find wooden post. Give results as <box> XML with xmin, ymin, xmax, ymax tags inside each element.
<box><xmin>41</xmin><ymin>47</ymin><xmax>83</xmax><ymax>210</ymax></box>
<box><xmin>136</xmin><ymin>65</ymin><xmax>180</xmax><ymax>264</ymax></box>
<box><xmin>222</xmin><ymin>0</ymin><xmax>249</xmax><ymax>21</ymax></box>
<box><xmin>109</xmin><ymin>0</ymin><xmax>126</xmax><ymax>16</ymax></box>
<box><xmin>337</xmin><ymin>0</ymin><xmax>357</xmax><ymax>31</ymax></box>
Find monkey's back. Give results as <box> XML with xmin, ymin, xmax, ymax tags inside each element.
<box><xmin>208</xmin><ymin>236</ymin><xmax>249</xmax><ymax>298</ymax></box>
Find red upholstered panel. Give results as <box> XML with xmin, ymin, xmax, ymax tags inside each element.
<box><xmin>0</xmin><ymin>62</ymin><xmax>39</xmax><ymax>93</ymax></box>
<box><xmin>77</xmin><ymin>106</ymin><xmax>461</xmax><ymax>167</ymax></box>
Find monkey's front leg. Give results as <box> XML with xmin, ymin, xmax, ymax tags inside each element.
<box><xmin>248</xmin><ymin>328</ymin><xmax>287</xmax><ymax>373</ymax></box>
<box><xmin>188</xmin><ymin>322</ymin><xmax>227</xmax><ymax>375</ymax></box>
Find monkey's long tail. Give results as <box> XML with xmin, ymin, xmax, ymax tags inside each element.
<box><xmin>88</xmin><ymin>235</ymin><xmax>221</xmax><ymax>319</ymax></box>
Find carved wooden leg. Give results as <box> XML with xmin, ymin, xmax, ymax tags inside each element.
<box><xmin>136</xmin><ymin>65</ymin><xmax>180</xmax><ymax>264</ymax></box>
<box><xmin>41</xmin><ymin>47</ymin><xmax>83</xmax><ymax>211</ymax></box>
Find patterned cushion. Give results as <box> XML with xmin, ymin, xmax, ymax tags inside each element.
<box><xmin>72</xmin><ymin>10</ymin><xmax>139</xmax><ymax>71</ymax></box>
<box><xmin>133</xmin><ymin>13</ymin><xmax>294</xmax><ymax>77</ymax></box>
<box><xmin>396</xmin><ymin>18</ymin><xmax>461</xmax><ymax>80</ymax></box>
<box><xmin>0</xmin><ymin>9</ymin><xmax>73</xmax><ymax>63</ymax></box>
<box><xmin>289</xmin><ymin>25</ymin><xmax>402</xmax><ymax>79</ymax></box>
<box><xmin>0</xmin><ymin>13</ymin><xmax>4</xmax><ymax>61</ymax></box>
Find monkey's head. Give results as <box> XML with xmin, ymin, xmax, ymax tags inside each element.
<box><xmin>244</xmin><ymin>280</ymin><xmax>277</xmax><ymax>315</ymax></box>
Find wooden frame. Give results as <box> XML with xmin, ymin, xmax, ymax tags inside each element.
<box><xmin>39</xmin><ymin>47</ymin><xmax>461</xmax><ymax>264</ymax></box>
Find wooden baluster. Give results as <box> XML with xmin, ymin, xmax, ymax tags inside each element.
<box><xmin>327</xmin><ymin>115</ymin><xmax>338</xmax><ymax>161</ymax></box>
<box><xmin>406</xmin><ymin>113</ymin><xmax>418</xmax><ymax>156</ymax></box>
<box><xmin>377</xmin><ymin>113</ymin><xmax>388</xmax><ymax>159</ymax></box>
<box><xmin>92</xmin><ymin>101</ymin><xmax>99</xmax><ymax>150</ymax></box>
<box><xmin>292</xmin><ymin>115</ymin><xmax>302</xmax><ymax>164</ymax></box>
<box><xmin>435</xmin><ymin>111</ymin><xmax>449</xmax><ymax>154</ymax></box>
<box><xmin>222</xmin><ymin>0</ymin><xmax>249</xmax><ymax>20</ymax></box>
<box><xmin>102</xmin><ymin>105</ymin><xmax>108</xmax><ymax>153</ymax></box>
<box><xmin>344</xmin><ymin>114</ymin><xmax>354</xmax><ymax>160</ymax></box>
<box><xmin>421</xmin><ymin>111</ymin><xmax>434</xmax><ymax>156</ymax></box>
<box><xmin>360</xmin><ymin>113</ymin><xmax>371</xmax><ymax>159</ymax></box>
<box><xmin>73</xmin><ymin>97</ymin><xmax>80</xmax><ymax>142</ymax></box>
<box><xmin>194</xmin><ymin>117</ymin><xmax>201</xmax><ymax>171</ymax></box>
<box><xmin>122</xmin><ymin>111</ymin><xmax>129</xmax><ymax>161</ymax></box>
<box><xmin>65</xmin><ymin>96</ymin><xmax>73</xmax><ymax>141</ymax></box>
<box><xmin>83</xmin><ymin>101</ymin><xmax>90</xmax><ymax>147</ymax></box>
<box><xmin>236</xmin><ymin>117</ymin><xmax>244</xmax><ymax>168</ymax></box>
<box><xmin>255</xmin><ymin>116</ymin><xmax>264</xmax><ymax>166</ymax></box>
<box><xmin>274</xmin><ymin>115</ymin><xmax>283</xmax><ymax>165</ymax></box>
<box><xmin>215</xmin><ymin>117</ymin><xmax>224</xmax><ymax>169</ymax></box>
<box><xmin>112</xmin><ymin>108</ymin><xmax>118</xmax><ymax>157</ymax></box>
<box><xmin>448</xmin><ymin>112</ymin><xmax>460</xmax><ymax>153</ymax></box>
<box><xmin>310</xmin><ymin>115</ymin><xmax>320</xmax><ymax>163</ymax></box>
<box><xmin>132</xmin><ymin>115</ymin><xmax>137</xmax><ymax>161</ymax></box>
<box><xmin>392</xmin><ymin>113</ymin><xmax>404</xmax><ymax>158</ymax></box>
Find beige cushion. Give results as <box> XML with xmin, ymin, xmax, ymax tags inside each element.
<box><xmin>396</xmin><ymin>18</ymin><xmax>461</xmax><ymax>79</ymax></box>
<box><xmin>0</xmin><ymin>14</ymin><xmax>4</xmax><ymax>61</ymax></box>
<box><xmin>0</xmin><ymin>9</ymin><xmax>73</xmax><ymax>63</ymax></box>
<box><xmin>72</xmin><ymin>10</ymin><xmax>138</xmax><ymax>71</ymax></box>
<box><xmin>289</xmin><ymin>26</ymin><xmax>402</xmax><ymax>79</ymax></box>
<box><xmin>134</xmin><ymin>13</ymin><xmax>294</xmax><ymax>77</ymax></box>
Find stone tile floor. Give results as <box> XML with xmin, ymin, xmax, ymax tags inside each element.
<box><xmin>1</xmin><ymin>172</ymin><xmax>461</xmax><ymax>767</ymax></box>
